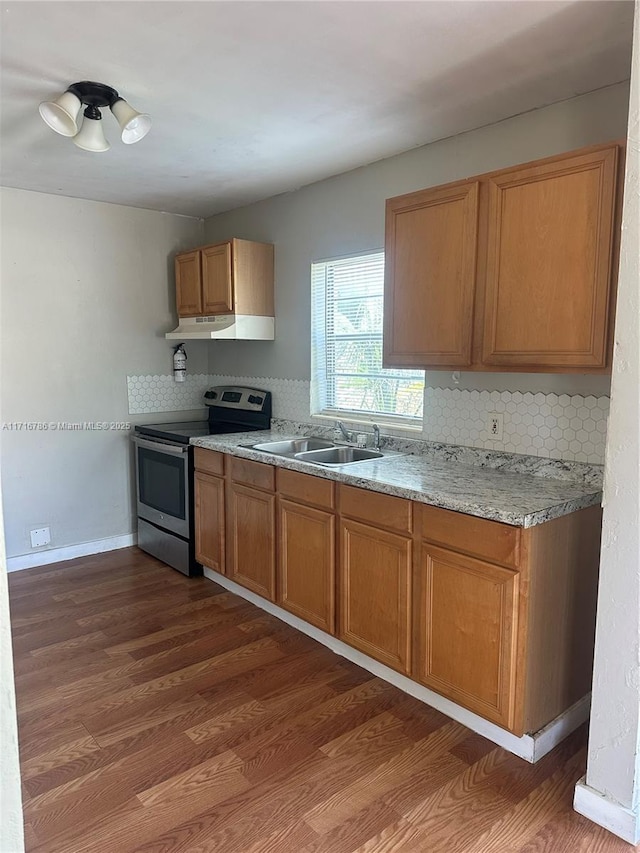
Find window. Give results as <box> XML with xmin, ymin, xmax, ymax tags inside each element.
<box><xmin>311</xmin><ymin>251</ymin><xmax>424</xmax><ymax>425</ymax></box>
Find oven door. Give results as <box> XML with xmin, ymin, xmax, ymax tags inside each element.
<box><xmin>132</xmin><ymin>436</ymin><xmax>190</xmax><ymax>538</ymax></box>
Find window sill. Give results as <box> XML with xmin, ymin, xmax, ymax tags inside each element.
<box><xmin>310</xmin><ymin>411</ymin><xmax>423</xmax><ymax>434</ymax></box>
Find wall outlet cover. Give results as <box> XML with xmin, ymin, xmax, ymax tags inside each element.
<box><xmin>488</xmin><ymin>413</ymin><xmax>504</xmax><ymax>441</ymax></box>
<box><xmin>30</xmin><ymin>527</ymin><xmax>51</xmax><ymax>548</ymax></box>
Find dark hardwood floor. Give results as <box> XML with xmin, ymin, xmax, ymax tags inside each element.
<box><xmin>8</xmin><ymin>547</ymin><xmax>633</xmax><ymax>852</ymax></box>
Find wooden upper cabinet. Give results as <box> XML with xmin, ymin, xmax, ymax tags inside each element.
<box><xmin>384</xmin><ymin>142</ymin><xmax>621</xmax><ymax>373</ymax></box>
<box><xmin>483</xmin><ymin>146</ymin><xmax>619</xmax><ymax>369</ymax></box>
<box><xmin>174</xmin><ymin>238</ymin><xmax>274</xmax><ymax>319</ymax></box>
<box><xmin>201</xmin><ymin>243</ymin><xmax>233</xmax><ymax>314</ymax></box>
<box><xmin>384</xmin><ymin>181</ymin><xmax>480</xmax><ymax>367</ymax></box>
<box><xmin>175</xmin><ymin>250</ymin><xmax>202</xmax><ymax>317</ymax></box>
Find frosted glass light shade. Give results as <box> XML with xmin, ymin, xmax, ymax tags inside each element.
<box><xmin>110</xmin><ymin>98</ymin><xmax>151</xmax><ymax>144</ymax></box>
<box><xmin>73</xmin><ymin>115</ymin><xmax>110</xmax><ymax>152</ymax></box>
<box><xmin>38</xmin><ymin>91</ymin><xmax>82</xmax><ymax>137</ymax></box>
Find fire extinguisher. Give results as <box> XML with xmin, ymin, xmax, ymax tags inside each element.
<box><xmin>173</xmin><ymin>343</ymin><xmax>187</xmax><ymax>382</ymax></box>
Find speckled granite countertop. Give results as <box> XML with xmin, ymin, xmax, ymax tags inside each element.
<box><xmin>191</xmin><ymin>431</ymin><xmax>602</xmax><ymax>528</ymax></box>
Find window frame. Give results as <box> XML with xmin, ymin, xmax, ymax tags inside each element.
<box><xmin>310</xmin><ymin>249</ymin><xmax>425</xmax><ymax>430</ymax></box>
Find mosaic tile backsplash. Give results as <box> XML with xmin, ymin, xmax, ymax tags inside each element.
<box><xmin>422</xmin><ymin>388</ymin><xmax>609</xmax><ymax>464</ymax></box>
<box><xmin>127</xmin><ymin>374</ymin><xmax>212</xmax><ymax>414</ymax></box>
<box><xmin>127</xmin><ymin>373</ymin><xmax>609</xmax><ymax>465</ymax></box>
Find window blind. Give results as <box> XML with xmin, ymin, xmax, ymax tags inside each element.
<box><xmin>311</xmin><ymin>251</ymin><xmax>424</xmax><ymax>422</ymax></box>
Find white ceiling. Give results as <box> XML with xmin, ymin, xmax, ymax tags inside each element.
<box><xmin>0</xmin><ymin>1</ymin><xmax>634</xmax><ymax>218</ymax></box>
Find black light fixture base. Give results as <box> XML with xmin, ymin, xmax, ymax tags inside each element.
<box><xmin>67</xmin><ymin>81</ymin><xmax>120</xmax><ymax>108</ymax></box>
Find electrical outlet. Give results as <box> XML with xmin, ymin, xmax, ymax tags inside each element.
<box><xmin>30</xmin><ymin>527</ymin><xmax>50</xmax><ymax>548</ymax></box>
<box><xmin>487</xmin><ymin>413</ymin><xmax>504</xmax><ymax>441</ymax></box>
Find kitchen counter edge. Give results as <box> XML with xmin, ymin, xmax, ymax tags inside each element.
<box><xmin>190</xmin><ymin>434</ymin><xmax>601</xmax><ymax>528</ymax></box>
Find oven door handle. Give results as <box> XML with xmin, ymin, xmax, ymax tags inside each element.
<box><xmin>132</xmin><ymin>436</ymin><xmax>189</xmax><ymax>456</ymax></box>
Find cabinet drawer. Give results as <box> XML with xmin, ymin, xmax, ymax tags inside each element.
<box><xmin>229</xmin><ymin>456</ymin><xmax>275</xmax><ymax>491</ymax></box>
<box><xmin>416</xmin><ymin>504</ymin><xmax>520</xmax><ymax>568</ymax></box>
<box><xmin>340</xmin><ymin>485</ymin><xmax>412</xmax><ymax>534</ymax></box>
<box><xmin>194</xmin><ymin>447</ymin><xmax>225</xmax><ymax>477</ymax></box>
<box><xmin>277</xmin><ymin>469</ymin><xmax>335</xmax><ymax>509</ymax></box>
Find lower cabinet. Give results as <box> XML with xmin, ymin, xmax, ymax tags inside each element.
<box><xmin>279</xmin><ymin>499</ymin><xmax>336</xmax><ymax>632</ymax></box>
<box><xmin>194</xmin><ymin>448</ymin><xmax>226</xmax><ymax>575</ymax></box>
<box><xmin>338</xmin><ymin>489</ymin><xmax>413</xmax><ymax>675</ymax></box>
<box><xmin>414</xmin><ymin>543</ymin><xmax>519</xmax><ymax>730</ymax></box>
<box><xmin>194</xmin><ymin>471</ymin><xmax>226</xmax><ymax>574</ymax></box>
<box><xmin>277</xmin><ymin>468</ymin><xmax>336</xmax><ymax>633</ymax></box>
<box><xmin>412</xmin><ymin>502</ymin><xmax>601</xmax><ymax>736</ymax></box>
<box><xmin>226</xmin><ymin>459</ymin><xmax>276</xmax><ymax>602</ymax></box>
<box><xmin>193</xmin><ymin>451</ymin><xmax>601</xmax><ymax>737</ymax></box>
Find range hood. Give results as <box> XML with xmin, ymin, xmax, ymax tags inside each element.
<box><xmin>165</xmin><ymin>315</ymin><xmax>275</xmax><ymax>341</ymax></box>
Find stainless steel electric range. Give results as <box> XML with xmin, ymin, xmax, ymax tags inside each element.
<box><xmin>132</xmin><ymin>386</ymin><xmax>271</xmax><ymax>576</ymax></box>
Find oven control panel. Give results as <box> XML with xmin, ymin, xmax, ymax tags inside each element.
<box><xmin>204</xmin><ymin>386</ymin><xmax>269</xmax><ymax>412</ymax></box>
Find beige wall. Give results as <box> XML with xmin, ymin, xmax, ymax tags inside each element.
<box><xmin>0</xmin><ymin>456</ymin><xmax>23</xmax><ymax>849</ymax></box>
<box><xmin>0</xmin><ymin>188</ymin><xmax>204</xmax><ymax>559</ymax></box>
<box><xmin>578</xmin><ymin>0</ymin><xmax>640</xmax><ymax>839</ymax></box>
<box><xmin>204</xmin><ymin>81</ymin><xmax>629</xmax><ymax>397</ymax></box>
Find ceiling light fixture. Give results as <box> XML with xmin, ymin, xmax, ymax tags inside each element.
<box><xmin>39</xmin><ymin>81</ymin><xmax>151</xmax><ymax>152</ymax></box>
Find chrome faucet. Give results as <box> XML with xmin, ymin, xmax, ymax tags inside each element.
<box><xmin>372</xmin><ymin>423</ymin><xmax>381</xmax><ymax>450</ymax></box>
<box><xmin>336</xmin><ymin>421</ymin><xmax>352</xmax><ymax>443</ymax></box>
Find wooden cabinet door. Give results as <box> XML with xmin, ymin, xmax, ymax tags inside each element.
<box><xmin>483</xmin><ymin>146</ymin><xmax>618</xmax><ymax>369</ymax></box>
<box><xmin>201</xmin><ymin>243</ymin><xmax>234</xmax><ymax>314</ymax></box>
<box><xmin>278</xmin><ymin>499</ymin><xmax>335</xmax><ymax>633</ymax></box>
<box><xmin>175</xmin><ymin>250</ymin><xmax>202</xmax><ymax>317</ymax></box>
<box><xmin>339</xmin><ymin>519</ymin><xmax>412</xmax><ymax>673</ymax></box>
<box><xmin>195</xmin><ymin>471</ymin><xmax>225</xmax><ymax>574</ymax></box>
<box><xmin>227</xmin><ymin>482</ymin><xmax>276</xmax><ymax>601</ymax></box>
<box><xmin>415</xmin><ymin>543</ymin><xmax>520</xmax><ymax>731</ymax></box>
<box><xmin>384</xmin><ymin>181</ymin><xmax>479</xmax><ymax>367</ymax></box>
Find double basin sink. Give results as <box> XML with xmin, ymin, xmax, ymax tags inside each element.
<box><xmin>243</xmin><ymin>437</ymin><xmax>388</xmax><ymax>467</ymax></box>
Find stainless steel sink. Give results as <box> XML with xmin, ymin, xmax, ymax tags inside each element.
<box><xmin>295</xmin><ymin>447</ymin><xmax>385</xmax><ymax>465</ymax></box>
<box><xmin>245</xmin><ymin>437</ymin><xmax>336</xmax><ymax>456</ymax></box>
<box><xmin>243</xmin><ymin>437</ymin><xmax>393</xmax><ymax>466</ymax></box>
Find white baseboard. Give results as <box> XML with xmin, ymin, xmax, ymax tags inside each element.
<box><xmin>6</xmin><ymin>534</ymin><xmax>137</xmax><ymax>572</ymax></box>
<box><xmin>530</xmin><ymin>694</ymin><xmax>592</xmax><ymax>763</ymax></box>
<box><xmin>574</xmin><ymin>776</ymin><xmax>640</xmax><ymax>844</ymax></box>
<box><xmin>203</xmin><ymin>568</ymin><xmax>590</xmax><ymax>763</ymax></box>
